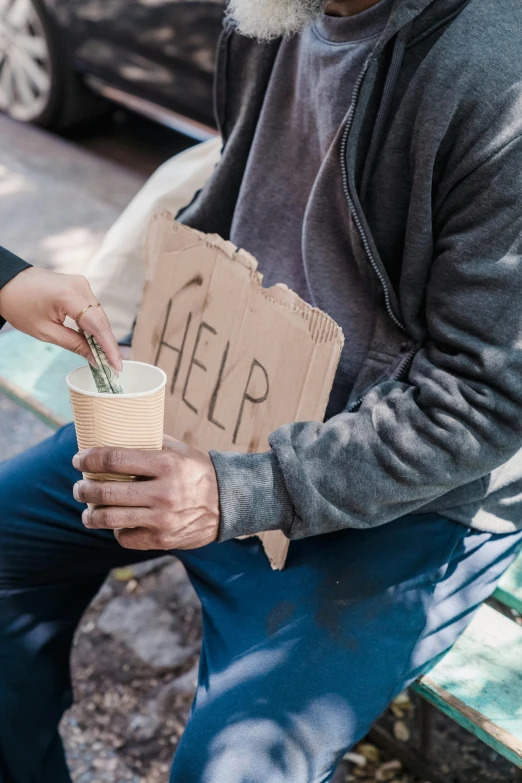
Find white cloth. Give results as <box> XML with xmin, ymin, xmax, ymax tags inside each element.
<box><xmin>84</xmin><ymin>136</ymin><xmax>222</xmax><ymax>341</ymax></box>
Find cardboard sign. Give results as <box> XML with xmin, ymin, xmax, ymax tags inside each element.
<box><xmin>132</xmin><ymin>212</ymin><xmax>344</xmax><ymax>569</ymax></box>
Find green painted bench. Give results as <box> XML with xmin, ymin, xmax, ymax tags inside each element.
<box><xmin>2</xmin><ymin>329</ymin><xmax>522</xmax><ymax>782</ymax></box>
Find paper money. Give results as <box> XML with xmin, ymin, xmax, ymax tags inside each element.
<box><xmin>86</xmin><ymin>334</ymin><xmax>123</xmax><ymax>394</ymax></box>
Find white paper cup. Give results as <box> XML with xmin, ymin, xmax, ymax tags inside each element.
<box><xmin>67</xmin><ymin>361</ymin><xmax>167</xmax><ymax>482</ymax></box>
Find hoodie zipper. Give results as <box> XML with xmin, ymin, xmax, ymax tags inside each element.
<box><xmin>340</xmin><ymin>57</ymin><xmax>406</xmax><ymax>334</ymax></box>
<box><xmin>341</xmin><ymin>56</ymin><xmax>416</xmax><ymax>413</ymax></box>
<box><xmin>347</xmin><ymin>345</ymin><xmax>417</xmax><ymax>412</ymax></box>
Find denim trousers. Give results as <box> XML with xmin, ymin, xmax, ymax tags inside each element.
<box><xmin>0</xmin><ymin>423</ymin><xmax>521</xmax><ymax>783</ymax></box>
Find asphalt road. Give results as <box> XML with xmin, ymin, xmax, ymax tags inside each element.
<box><xmin>0</xmin><ymin>109</ymin><xmax>195</xmax><ymax>459</ymax></box>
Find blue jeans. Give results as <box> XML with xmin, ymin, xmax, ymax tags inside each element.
<box><xmin>0</xmin><ymin>423</ymin><xmax>521</xmax><ymax>783</ymax></box>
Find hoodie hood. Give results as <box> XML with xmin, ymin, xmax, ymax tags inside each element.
<box><xmin>375</xmin><ymin>0</ymin><xmax>471</xmax><ymax>52</ymax></box>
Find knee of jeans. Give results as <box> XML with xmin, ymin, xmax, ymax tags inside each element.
<box><xmin>0</xmin><ymin>426</ymin><xmax>79</xmax><ymax>588</ymax></box>
<box><xmin>0</xmin><ymin>466</ymin><xmax>44</xmax><ymax>587</ymax></box>
<box><xmin>203</xmin><ymin>719</ymin><xmax>312</xmax><ymax>782</ymax></box>
<box><xmin>0</xmin><ymin>421</ymin><xmax>77</xmax><ymax>513</ymax></box>
<box><xmin>0</xmin><ymin>521</ymin><xmax>29</xmax><ymax>588</ymax></box>
<box><xmin>177</xmin><ymin>696</ymin><xmax>354</xmax><ymax>783</ymax></box>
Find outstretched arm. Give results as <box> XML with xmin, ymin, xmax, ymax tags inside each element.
<box><xmin>0</xmin><ymin>259</ymin><xmax>122</xmax><ymax>372</ymax></box>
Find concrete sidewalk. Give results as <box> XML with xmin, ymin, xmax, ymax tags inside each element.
<box><xmin>0</xmin><ymin>115</ymin><xmax>145</xmax><ymax>274</ymax></box>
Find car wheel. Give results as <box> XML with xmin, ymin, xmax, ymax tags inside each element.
<box><xmin>0</xmin><ymin>0</ymin><xmax>105</xmax><ymax>128</ymax></box>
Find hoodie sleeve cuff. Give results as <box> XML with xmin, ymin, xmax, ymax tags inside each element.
<box><xmin>0</xmin><ymin>247</ymin><xmax>31</xmax><ymax>330</ymax></box>
<box><xmin>0</xmin><ymin>247</ymin><xmax>31</xmax><ymax>289</ymax></box>
<box><xmin>209</xmin><ymin>449</ymin><xmax>295</xmax><ymax>542</ymax></box>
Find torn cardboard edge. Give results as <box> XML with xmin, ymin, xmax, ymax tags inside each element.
<box><xmin>133</xmin><ymin>211</ymin><xmax>344</xmax><ymax>569</ymax></box>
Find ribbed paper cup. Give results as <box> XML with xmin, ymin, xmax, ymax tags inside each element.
<box><xmin>66</xmin><ymin>361</ymin><xmax>167</xmax><ymax>483</ymax></box>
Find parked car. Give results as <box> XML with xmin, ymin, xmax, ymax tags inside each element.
<box><xmin>0</xmin><ymin>0</ymin><xmax>225</xmax><ymax>139</ymax></box>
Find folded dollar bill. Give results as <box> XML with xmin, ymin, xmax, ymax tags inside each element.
<box><xmin>86</xmin><ymin>334</ymin><xmax>123</xmax><ymax>394</ymax></box>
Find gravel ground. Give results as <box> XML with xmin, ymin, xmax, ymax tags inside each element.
<box><xmin>61</xmin><ymin>557</ymin><xmax>202</xmax><ymax>783</ymax></box>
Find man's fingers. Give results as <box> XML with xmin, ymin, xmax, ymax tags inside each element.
<box><xmin>74</xmin><ymin>478</ymin><xmax>153</xmax><ymax>507</ymax></box>
<box><xmin>114</xmin><ymin>527</ymin><xmax>164</xmax><ymax>551</ymax></box>
<box><xmin>45</xmin><ymin>324</ymin><xmax>97</xmax><ymax>367</ymax></box>
<box><xmin>83</xmin><ymin>505</ymin><xmax>153</xmax><ymax>531</ymax></box>
<box><xmin>73</xmin><ymin>447</ymin><xmax>167</xmax><ymax>477</ymax></box>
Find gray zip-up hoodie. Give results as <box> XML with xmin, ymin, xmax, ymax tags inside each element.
<box><xmin>179</xmin><ymin>0</ymin><xmax>522</xmax><ymax>541</ymax></box>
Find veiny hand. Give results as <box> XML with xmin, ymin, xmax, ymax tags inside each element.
<box><xmin>72</xmin><ymin>435</ymin><xmax>220</xmax><ymax>550</ymax></box>
<box><xmin>0</xmin><ymin>267</ymin><xmax>122</xmax><ymax>371</ymax></box>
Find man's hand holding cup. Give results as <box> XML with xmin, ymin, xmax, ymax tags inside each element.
<box><xmin>72</xmin><ymin>436</ymin><xmax>220</xmax><ymax>551</ymax></box>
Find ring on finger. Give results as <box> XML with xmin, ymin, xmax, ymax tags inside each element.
<box><xmin>75</xmin><ymin>302</ymin><xmax>101</xmax><ymax>327</ymax></box>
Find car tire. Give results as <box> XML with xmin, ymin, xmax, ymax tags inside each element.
<box><xmin>0</xmin><ymin>0</ymin><xmax>106</xmax><ymax>129</ymax></box>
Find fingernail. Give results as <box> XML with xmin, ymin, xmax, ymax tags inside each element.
<box><xmin>72</xmin><ymin>450</ymin><xmax>88</xmax><ymax>470</ymax></box>
<box><xmin>82</xmin><ymin>508</ymin><xmax>92</xmax><ymax>527</ymax></box>
<box><xmin>73</xmin><ymin>481</ymin><xmax>82</xmax><ymax>501</ymax></box>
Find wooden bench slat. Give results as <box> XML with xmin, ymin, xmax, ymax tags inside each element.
<box><xmin>494</xmin><ymin>554</ymin><xmax>522</xmax><ymax>615</ymax></box>
<box><xmin>413</xmin><ymin>603</ymin><xmax>522</xmax><ymax>767</ymax></box>
<box><xmin>0</xmin><ymin>331</ymin><xmax>80</xmax><ymax>428</ymax></box>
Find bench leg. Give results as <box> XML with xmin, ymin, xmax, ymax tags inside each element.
<box><xmin>420</xmin><ymin>699</ymin><xmax>435</xmax><ymax>758</ymax></box>
<box><xmin>368</xmin><ymin>724</ymin><xmax>452</xmax><ymax>783</ymax></box>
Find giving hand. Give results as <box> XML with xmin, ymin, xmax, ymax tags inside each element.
<box><xmin>0</xmin><ymin>267</ymin><xmax>122</xmax><ymax>371</ymax></box>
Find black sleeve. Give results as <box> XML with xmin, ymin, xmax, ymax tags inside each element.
<box><xmin>0</xmin><ymin>246</ymin><xmax>32</xmax><ymax>329</ymax></box>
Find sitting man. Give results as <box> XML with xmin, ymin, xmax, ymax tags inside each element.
<box><xmin>2</xmin><ymin>0</ymin><xmax>522</xmax><ymax>780</ymax></box>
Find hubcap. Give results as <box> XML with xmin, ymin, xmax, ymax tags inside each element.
<box><xmin>0</xmin><ymin>0</ymin><xmax>51</xmax><ymax>121</ymax></box>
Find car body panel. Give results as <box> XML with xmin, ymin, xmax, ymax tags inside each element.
<box><xmin>42</xmin><ymin>0</ymin><xmax>224</xmax><ymax>127</ymax></box>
